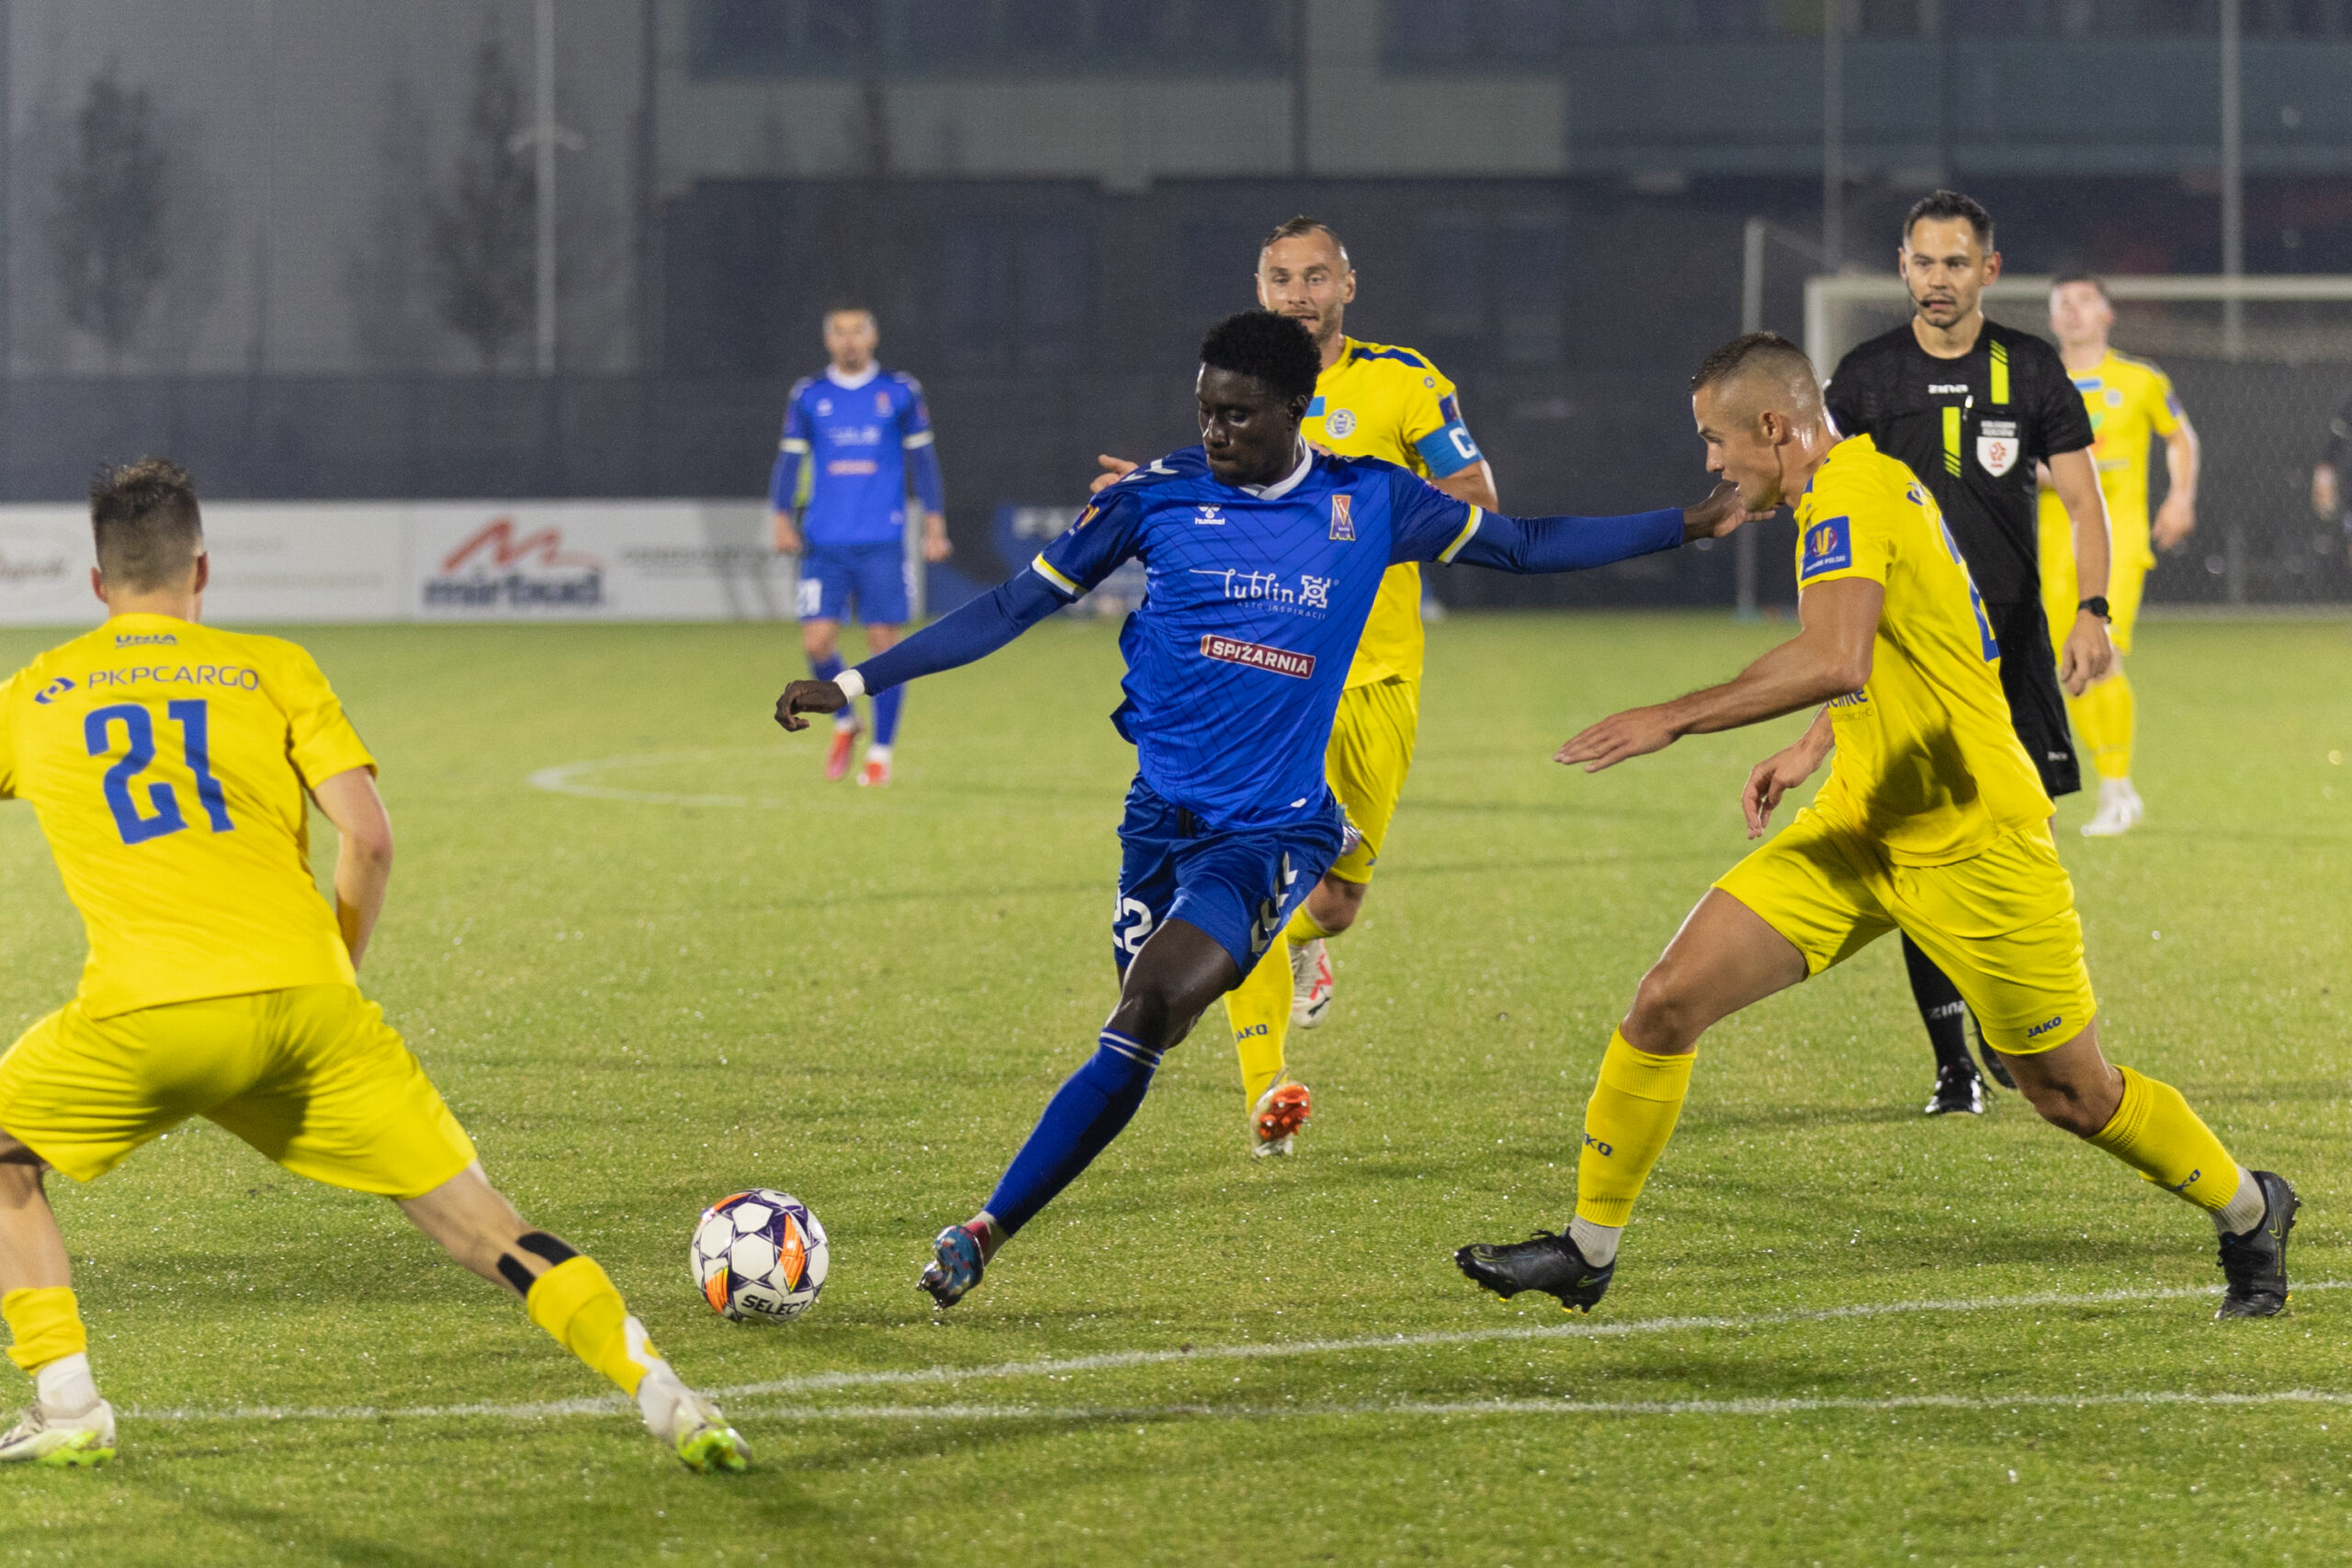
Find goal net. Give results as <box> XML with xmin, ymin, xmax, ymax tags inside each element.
<box><xmin>1805</xmin><ymin>275</ymin><xmax>2352</xmax><ymax>606</ymax></box>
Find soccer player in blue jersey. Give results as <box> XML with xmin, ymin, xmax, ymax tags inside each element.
<box><xmin>775</xmin><ymin>311</ymin><xmax>1758</xmax><ymax>1307</ymax></box>
<box><xmin>770</xmin><ymin>306</ymin><xmax>952</xmax><ymax>787</ymax></box>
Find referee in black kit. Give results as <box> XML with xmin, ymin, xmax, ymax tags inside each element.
<box><xmin>1824</xmin><ymin>189</ymin><xmax>2117</xmax><ymax>1118</ymax></box>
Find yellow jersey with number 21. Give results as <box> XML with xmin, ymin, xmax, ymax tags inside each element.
<box><xmin>1792</xmin><ymin>436</ymin><xmax>2052</xmax><ymax>865</ymax></box>
<box><xmin>0</xmin><ymin>614</ymin><xmax>375</xmax><ymax>1020</ymax></box>
<box><xmin>1299</xmin><ymin>338</ymin><xmax>1485</xmax><ymax>687</ymax></box>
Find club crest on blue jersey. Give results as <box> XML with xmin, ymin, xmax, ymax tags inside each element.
<box><xmin>1329</xmin><ymin>493</ymin><xmax>1354</xmax><ymax>541</ymax></box>
<box><xmin>1800</xmin><ymin>516</ymin><xmax>1852</xmax><ymax>581</ymax></box>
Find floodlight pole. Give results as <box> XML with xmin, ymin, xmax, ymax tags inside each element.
<box><xmin>2220</xmin><ymin>0</ymin><xmax>2245</xmax><ymax>360</ymax></box>
<box><xmin>1736</xmin><ymin>217</ymin><xmax>1767</xmax><ymax>622</ymax></box>
<box><xmin>513</xmin><ymin>0</ymin><xmax>583</xmax><ymax>378</ymax></box>
<box><xmin>1822</xmin><ymin>0</ymin><xmax>1844</xmax><ymax>270</ymax></box>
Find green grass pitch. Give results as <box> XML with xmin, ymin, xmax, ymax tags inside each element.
<box><xmin>0</xmin><ymin>610</ymin><xmax>2346</xmax><ymax>1565</ymax></box>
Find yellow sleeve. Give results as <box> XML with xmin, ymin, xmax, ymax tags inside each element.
<box><xmin>1396</xmin><ymin>360</ymin><xmax>1455</xmax><ymax>448</ymax></box>
<box><xmin>0</xmin><ymin>670</ymin><xmax>20</xmax><ymax>800</ymax></box>
<box><xmin>2145</xmin><ymin>366</ymin><xmax>2184</xmax><ymax>438</ymax></box>
<box><xmin>271</xmin><ymin>643</ymin><xmax>376</xmax><ymax>787</ymax></box>
<box><xmin>1795</xmin><ymin>467</ymin><xmax>1893</xmax><ymax>591</ymax></box>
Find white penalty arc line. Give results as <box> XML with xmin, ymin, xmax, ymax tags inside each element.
<box><xmin>124</xmin><ymin>1280</ymin><xmax>2346</xmax><ymax>1427</ymax></box>
<box><xmin>527</xmin><ymin>750</ymin><xmax>785</xmax><ymax>809</ymax></box>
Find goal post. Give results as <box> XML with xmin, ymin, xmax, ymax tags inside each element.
<box><xmin>1804</xmin><ymin>274</ymin><xmax>2352</xmax><ymax>605</ymax></box>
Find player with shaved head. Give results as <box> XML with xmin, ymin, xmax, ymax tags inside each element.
<box><xmin>1454</xmin><ymin>333</ymin><xmax>2298</xmax><ymax>1325</ymax></box>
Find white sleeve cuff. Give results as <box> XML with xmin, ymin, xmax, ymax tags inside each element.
<box><xmin>835</xmin><ymin>667</ymin><xmax>867</xmax><ymax>701</ymax></box>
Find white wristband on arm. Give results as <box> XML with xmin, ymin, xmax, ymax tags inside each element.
<box><xmin>834</xmin><ymin>668</ymin><xmax>867</xmax><ymax>701</ymax></box>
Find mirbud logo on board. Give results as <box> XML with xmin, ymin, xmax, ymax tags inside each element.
<box><xmin>424</xmin><ymin>517</ymin><xmax>605</xmax><ymax>611</ymax></box>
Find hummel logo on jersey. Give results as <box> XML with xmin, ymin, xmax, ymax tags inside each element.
<box><xmin>1193</xmin><ymin>505</ymin><xmax>1226</xmax><ymax>525</ymax></box>
<box><xmin>1199</xmin><ymin>635</ymin><xmax>1314</xmax><ymax>679</ymax></box>
<box><xmin>1329</xmin><ymin>493</ymin><xmax>1354</xmax><ymax>540</ymax></box>
<box><xmin>32</xmin><ymin>676</ymin><xmax>74</xmax><ymax>705</ymax></box>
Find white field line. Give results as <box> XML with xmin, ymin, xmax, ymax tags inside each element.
<box><xmin>527</xmin><ymin>750</ymin><xmax>782</xmax><ymax>809</ymax></box>
<box><xmin>124</xmin><ymin>1279</ymin><xmax>2346</xmax><ymax>1427</ymax></box>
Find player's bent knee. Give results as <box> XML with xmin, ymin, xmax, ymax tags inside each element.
<box><xmin>1623</xmin><ymin>966</ymin><xmax>1708</xmax><ymax>1055</ymax></box>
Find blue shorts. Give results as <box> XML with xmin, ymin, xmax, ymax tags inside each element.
<box><xmin>1112</xmin><ymin>778</ymin><xmax>1349</xmax><ymax>982</ymax></box>
<box><xmin>797</xmin><ymin>542</ymin><xmax>910</xmax><ymax>625</ymax></box>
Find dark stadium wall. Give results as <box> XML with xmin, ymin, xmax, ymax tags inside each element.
<box><xmin>6</xmin><ymin>172</ymin><xmax>2351</xmax><ymax>608</ymax></box>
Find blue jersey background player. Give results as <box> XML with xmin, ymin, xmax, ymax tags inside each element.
<box><xmin>769</xmin><ymin>306</ymin><xmax>952</xmax><ymax>787</ymax></box>
<box><xmin>775</xmin><ymin>310</ymin><xmax>1758</xmax><ymax>1308</ymax></box>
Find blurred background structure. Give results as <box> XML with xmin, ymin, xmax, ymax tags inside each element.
<box><xmin>3</xmin><ymin>0</ymin><xmax>2351</xmax><ymax>605</ymax></box>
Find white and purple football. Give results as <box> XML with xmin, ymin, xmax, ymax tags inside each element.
<box><xmin>691</xmin><ymin>1189</ymin><xmax>829</xmax><ymax>1323</ymax></box>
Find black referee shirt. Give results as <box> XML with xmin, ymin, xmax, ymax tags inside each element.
<box><xmin>1825</xmin><ymin>318</ymin><xmax>2094</xmax><ymax>606</ymax></box>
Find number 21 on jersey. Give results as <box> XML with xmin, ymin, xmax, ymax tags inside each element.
<box><xmin>85</xmin><ymin>699</ymin><xmax>235</xmax><ymax>845</ymax></box>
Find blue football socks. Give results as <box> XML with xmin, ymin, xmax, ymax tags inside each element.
<box><xmin>873</xmin><ymin>683</ymin><xmax>904</xmax><ymax>748</ymax></box>
<box><xmin>984</xmin><ymin>1031</ymin><xmax>1162</xmax><ymax>1236</ymax></box>
<box><xmin>811</xmin><ymin>652</ymin><xmax>844</xmax><ymax>683</ymax></box>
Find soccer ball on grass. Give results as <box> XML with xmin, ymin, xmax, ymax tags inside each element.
<box><xmin>691</xmin><ymin>1189</ymin><xmax>829</xmax><ymax>1322</ymax></box>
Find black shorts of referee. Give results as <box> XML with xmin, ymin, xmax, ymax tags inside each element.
<box><xmin>1984</xmin><ymin>599</ymin><xmax>2080</xmax><ymax>800</ymax></box>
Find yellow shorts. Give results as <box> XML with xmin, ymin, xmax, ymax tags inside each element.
<box><xmin>0</xmin><ymin>985</ymin><xmax>476</xmax><ymax>1198</ymax></box>
<box><xmin>1714</xmin><ymin>807</ymin><xmax>2098</xmax><ymax>1055</ymax></box>
<box><xmin>2041</xmin><ymin>512</ymin><xmax>2150</xmax><ymax>658</ymax></box>
<box><xmin>1325</xmin><ymin>676</ymin><xmax>1420</xmax><ymax>884</ymax></box>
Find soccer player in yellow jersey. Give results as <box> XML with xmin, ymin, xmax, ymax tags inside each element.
<box><xmin>1455</xmin><ymin>335</ymin><xmax>2295</xmax><ymax>1320</ymax></box>
<box><xmin>2038</xmin><ymin>274</ymin><xmax>2200</xmax><ymax>836</ymax></box>
<box><xmin>1096</xmin><ymin>216</ymin><xmax>1499</xmax><ymax>1156</ymax></box>
<box><xmin>0</xmin><ymin>462</ymin><xmax>748</xmax><ymax>1471</ymax></box>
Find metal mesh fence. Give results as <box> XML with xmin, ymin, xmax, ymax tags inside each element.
<box><xmin>1806</xmin><ymin>276</ymin><xmax>2352</xmax><ymax>605</ymax></box>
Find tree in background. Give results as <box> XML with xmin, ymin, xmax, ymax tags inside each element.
<box><xmin>427</xmin><ymin>25</ymin><xmax>534</xmax><ymax>372</ymax></box>
<box><xmin>345</xmin><ymin>75</ymin><xmax>435</xmax><ymax>370</ymax></box>
<box><xmin>48</xmin><ymin>68</ymin><xmax>168</xmax><ymax>373</ymax></box>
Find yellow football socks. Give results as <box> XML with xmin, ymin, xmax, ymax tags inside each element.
<box><xmin>526</xmin><ymin>1256</ymin><xmax>658</xmax><ymax>1397</ymax></box>
<box><xmin>2068</xmin><ymin>671</ymin><xmax>2136</xmax><ymax>782</ymax></box>
<box><xmin>1227</xmin><ymin>949</ymin><xmax>1293</xmax><ymax>1109</ymax></box>
<box><xmin>1227</xmin><ymin>908</ymin><xmax>1334</xmax><ymax>1109</ymax></box>
<box><xmin>2</xmin><ymin>1287</ymin><xmax>86</xmax><ymax>1374</ymax></box>
<box><xmin>1575</xmin><ymin>1031</ymin><xmax>1697</xmax><ymax>1228</ymax></box>
<box><xmin>2087</xmin><ymin>1065</ymin><xmax>2242</xmax><ymax>1212</ymax></box>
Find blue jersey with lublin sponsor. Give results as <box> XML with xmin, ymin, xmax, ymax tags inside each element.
<box><xmin>771</xmin><ymin>367</ymin><xmax>940</xmax><ymax>547</ymax></box>
<box><xmin>1033</xmin><ymin>447</ymin><xmax>1493</xmax><ymax>830</ymax></box>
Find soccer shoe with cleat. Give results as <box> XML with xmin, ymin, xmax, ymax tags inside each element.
<box><xmin>1924</xmin><ymin>1060</ymin><xmax>1987</xmax><ymax>1116</ymax></box>
<box><xmin>1454</xmin><ymin>1231</ymin><xmax>1615</xmax><ymax>1314</ymax></box>
<box><xmin>2081</xmin><ymin>778</ymin><xmax>2144</xmax><ymax>838</ymax></box>
<box><xmin>2215</xmin><ymin>1169</ymin><xmax>2299</xmax><ymax>1319</ymax></box>
<box><xmin>635</xmin><ymin>1365</ymin><xmax>751</xmax><ymax>1473</ymax></box>
<box><xmin>0</xmin><ymin>1399</ymin><xmax>116</xmax><ymax>1468</ymax></box>
<box><xmin>1250</xmin><ymin>1079</ymin><xmax>1313</xmax><ymax>1157</ymax></box>
<box><xmin>857</xmin><ymin>757</ymin><xmax>891</xmax><ymax>788</ymax></box>
<box><xmin>1290</xmin><ymin>937</ymin><xmax>1334</xmax><ymax>1027</ymax></box>
<box><xmin>919</xmin><ymin>1223</ymin><xmax>987</xmax><ymax>1308</ymax></box>
<box><xmin>824</xmin><ymin>722</ymin><xmax>860</xmax><ymax>782</ymax></box>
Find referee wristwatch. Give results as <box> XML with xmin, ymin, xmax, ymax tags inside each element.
<box><xmin>2077</xmin><ymin>596</ymin><xmax>2111</xmax><ymax>622</ymax></box>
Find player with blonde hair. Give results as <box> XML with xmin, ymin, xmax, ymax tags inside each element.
<box><xmin>2039</xmin><ymin>273</ymin><xmax>2200</xmax><ymax>836</ymax></box>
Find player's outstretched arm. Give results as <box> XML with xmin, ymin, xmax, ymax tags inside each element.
<box><xmin>1434</xmin><ymin>480</ymin><xmax>1765</xmax><ymax>576</ymax></box>
<box><xmin>774</xmin><ymin>569</ymin><xmax>1066</xmax><ymax>731</ymax></box>
<box><xmin>1557</xmin><ymin>577</ymin><xmax>1883</xmax><ymax>773</ymax></box>
<box><xmin>311</xmin><ymin>766</ymin><xmax>393</xmax><ymax>969</ymax></box>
